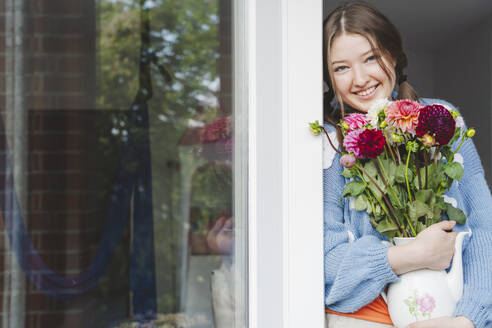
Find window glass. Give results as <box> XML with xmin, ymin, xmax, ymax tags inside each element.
<box><xmin>0</xmin><ymin>0</ymin><xmax>246</xmax><ymax>326</ymax></box>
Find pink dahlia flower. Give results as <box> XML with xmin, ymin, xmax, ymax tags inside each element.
<box><xmin>344</xmin><ymin>129</ymin><xmax>385</xmax><ymax>159</ymax></box>
<box><xmin>343</xmin><ymin>113</ymin><xmax>369</xmax><ymax>132</ymax></box>
<box><xmin>385</xmin><ymin>100</ymin><xmax>423</xmax><ymax>134</ymax></box>
<box><xmin>416</xmin><ymin>294</ymin><xmax>436</xmax><ymax>314</ymax></box>
<box><xmin>416</xmin><ymin>105</ymin><xmax>456</xmax><ymax>145</ymax></box>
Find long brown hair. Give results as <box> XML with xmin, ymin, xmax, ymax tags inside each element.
<box><xmin>323</xmin><ymin>1</ymin><xmax>418</xmax><ymax>136</ymax></box>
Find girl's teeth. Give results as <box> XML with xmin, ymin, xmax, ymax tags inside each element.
<box><xmin>357</xmin><ymin>86</ymin><xmax>376</xmax><ymax>96</ymax></box>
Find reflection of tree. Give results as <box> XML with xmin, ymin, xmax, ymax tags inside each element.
<box><xmin>96</xmin><ymin>0</ymin><xmax>225</xmax><ymax>315</ymax></box>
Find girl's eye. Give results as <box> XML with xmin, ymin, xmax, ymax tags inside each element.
<box><xmin>334</xmin><ymin>65</ymin><xmax>348</xmax><ymax>72</ymax></box>
<box><xmin>366</xmin><ymin>55</ymin><xmax>378</xmax><ymax>62</ymax></box>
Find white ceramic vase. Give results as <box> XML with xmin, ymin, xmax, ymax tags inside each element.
<box><xmin>382</xmin><ymin>230</ymin><xmax>471</xmax><ymax>328</ymax></box>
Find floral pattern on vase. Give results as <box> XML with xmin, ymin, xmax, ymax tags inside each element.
<box><xmin>404</xmin><ymin>289</ymin><xmax>436</xmax><ymax>321</ymax></box>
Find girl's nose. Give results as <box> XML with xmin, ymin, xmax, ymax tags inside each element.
<box><xmin>353</xmin><ymin>67</ymin><xmax>370</xmax><ymax>87</ymax></box>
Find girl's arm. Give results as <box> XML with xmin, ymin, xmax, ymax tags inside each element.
<box><xmin>323</xmin><ymin>157</ymin><xmax>400</xmax><ymax>312</ymax></box>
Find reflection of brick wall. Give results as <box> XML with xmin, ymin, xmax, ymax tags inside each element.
<box><xmin>0</xmin><ymin>1</ymin><xmax>121</xmax><ymax>327</ymax></box>
<box><xmin>25</xmin><ymin>110</ymin><xmax>112</xmax><ymax>327</ymax></box>
<box><xmin>30</xmin><ymin>0</ymin><xmax>96</xmax><ymax>111</ymax></box>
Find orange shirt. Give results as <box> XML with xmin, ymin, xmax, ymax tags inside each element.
<box><xmin>325</xmin><ymin>296</ymin><xmax>393</xmax><ymax>325</ymax></box>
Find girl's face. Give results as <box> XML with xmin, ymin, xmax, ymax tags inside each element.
<box><xmin>329</xmin><ymin>33</ymin><xmax>396</xmax><ymax>112</ymax></box>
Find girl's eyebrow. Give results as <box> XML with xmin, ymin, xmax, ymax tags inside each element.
<box><xmin>331</xmin><ymin>49</ymin><xmax>374</xmax><ymax>65</ymax></box>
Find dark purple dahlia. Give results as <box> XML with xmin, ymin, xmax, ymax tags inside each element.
<box><xmin>416</xmin><ymin>105</ymin><xmax>456</xmax><ymax>145</ymax></box>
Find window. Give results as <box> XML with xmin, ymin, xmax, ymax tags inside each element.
<box><xmin>0</xmin><ymin>0</ymin><xmax>247</xmax><ymax>326</ymax></box>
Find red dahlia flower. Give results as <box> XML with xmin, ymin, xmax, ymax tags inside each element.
<box><xmin>416</xmin><ymin>105</ymin><xmax>456</xmax><ymax>145</ymax></box>
<box><xmin>344</xmin><ymin>129</ymin><xmax>385</xmax><ymax>159</ymax></box>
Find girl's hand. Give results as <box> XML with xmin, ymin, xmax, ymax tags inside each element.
<box><xmin>207</xmin><ymin>216</ymin><xmax>233</xmax><ymax>255</ymax></box>
<box><xmin>404</xmin><ymin>316</ymin><xmax>474</xmax><ymax>328</ymax></box>
<box><xmin>388</xmin><ymin>220</ymin><xmax>458</xmax><ymax>274</ymax></box>
<box><xmin>412</xmin><ymin>220</ymin><xmax>458</xmax><ymax>270</ymax></box>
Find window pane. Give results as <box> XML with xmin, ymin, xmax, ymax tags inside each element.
<box><xmin>0</xmin><ymin>0</ymin><xmax>246</xmax><ymax>326</ymax></box>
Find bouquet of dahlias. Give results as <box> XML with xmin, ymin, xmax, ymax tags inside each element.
<box><xmin>310</xmin><ymin>99</ymin><xmax>476</xmax><ymax>241</ymax></box>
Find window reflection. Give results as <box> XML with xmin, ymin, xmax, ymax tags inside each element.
<box><xmin>0</xmin><ymin>0</ymin><xmax>242</xmax><ymax>326</ymax></box>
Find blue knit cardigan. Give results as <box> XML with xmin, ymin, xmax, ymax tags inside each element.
<box><xmin>323</xmin><ymin>98</ymin><xmax>492</xmax><ymax>328</ymax></box>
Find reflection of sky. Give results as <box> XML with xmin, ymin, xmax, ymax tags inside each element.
<box><xmin>106</xmin><ymin>0</ymin><xmax>156</xmax><ymax>9</ymax></box>
<box><xmin>160</xmin><ymin>29</ymin><xmax>178</xmax><ymax>43</ymax></box>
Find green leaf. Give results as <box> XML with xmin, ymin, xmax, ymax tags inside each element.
<box><xmin>376</xmin><ymin>219</ymin><xmax>399</xmax><ymax>234</ymax></box>
<box><xmin>444</xmin><ymin>162</ymin><xmax>464</xmax><ymax>181</ymax></box>
<box><xmin>436</xmin><ymin>196</ymin><xmax>447</xmax><ymax>210</ymax></box>
<box><xmin>388</xmin><ymin>189</ymin><xmax>404</xmax><ymax>209</ymax></box>
<box><xmin>379</xmin><ymin>157</ymin><xmax>397</xmax><ymax>185</ymax></box>
<box><xmin>342</xmin><ymin>181</ymin><xmax>366</xmax><ymax>197</ymax></box>
<box><xmin>423</xmin><ymin>162</ymin><xmax>446</xmax><ymax>189</ymax></box>
<box><xmin>441</xmin><ymin>145</ymin><xmax>454</xmax><ymax>162</ymax></box>
<box><xmin>367</xmin><ymin>182</ymin><xmax>384</xmax><ymax>201</ymax></box>
<box><xmin>408</xmin><ymin>200</ymin><xmax>431</xmax><ymax>222</ymax></box>
<box><xmin>363</xmin><ymin>161</ymin><xmax>378</xmax><ymax>179</ymax></box>
<box><xmin>341</xmin><ymin>168</ymin><xmax>354</xmax><ymax>178</ymax></box>
<box><xmin>354</xmin><ymin>194</ymin><xmax>367</xmax><ymax>211</ymax></box>
<box><xmin>445</xmin><ymin>203</ymin><xmax>467</xmax><ymax>225</ymax></box>
<box><xmin>374</xmin><ymin>204</ymin><xmax>382</xmax><ymax>216</ymax></box>
<box><xmin>415</xmin><ymin>189</ymin><xmax>434</xmax><ymax>203</ymax></box>
<box><xmin>423</xmin><ymin>203</ymin><xmax>442</xmax><ymax>225</ymax></box>
<box><xmin>415</xmin><ymin>221</ymin><xmax>426</xmax><ymax>235</ymax></box>
<box><xmin>396</xmin><ymin>164</ymin><xmax>414</xmax><ymax>185</ymax></box>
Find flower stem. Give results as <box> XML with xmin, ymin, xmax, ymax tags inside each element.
<box><xmin>452</xmin><ymin>135</ymin><xmax>465</xmax><ymax>155</ymax></box>
<box><xmin>395</xmin><ymin>145</ymin><xmax>402</xmax><ymax>165</ymax></box>
<box><xmin>321</xmin><ymin>126</ymin><xmax>342</xmax><ymax>155</ymax></box>
<box><xmin>403</xmin><ymin>213</ymin><xmax>417</xmax><ymax>237</ymax></box>
<box><xmin>375</xmin><ymin>158</ymin><xmax>409</xmax><ymax>236</ymax></box>
<box><xmin>416</xmin><ymin>156</ymin><xmax>422</xmax><ymax>190</ymax></box>
<box><xmin>356</xmin><ymin>164</ymin><xmax>404</xmax><ymax>236</ymax></box>
<box><xmin>383</xmin><ymin>131</ymin><xmax>397</xmax><ymax>164</ymax></box>
<box><xmin>424</xmin><ymin>150</ymin><xmax>429</xmax><ymax>189</ymax></box>
<box><xmin>405</xmin><ymin>150</ymin><xmax>413</xmax><ymax>202</ymax></box>
<box><xmin>374</xmin><ymin>158</ymin><xmax>388</xmax><ymax>188</ymax></box>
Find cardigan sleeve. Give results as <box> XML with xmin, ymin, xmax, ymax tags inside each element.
<box><xmin>452</xmin><ymin>135</ymin><xmax>492</xmax><ymax>328</ymax></box>
<box><xmin>323</xmin><ymin>152</ymin><xmax>399</xmax><ymax>312</ymax></box>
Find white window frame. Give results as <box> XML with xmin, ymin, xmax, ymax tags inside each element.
<box><xmin>245</xmin><ymin>0</ymin><xmax>325</xmax><ymax>327</ymax></box>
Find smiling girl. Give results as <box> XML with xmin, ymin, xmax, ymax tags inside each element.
<box><xmin>322</xmin><ymin>2</ymin><xmax>492</xmax><ymax>328</ymax></box>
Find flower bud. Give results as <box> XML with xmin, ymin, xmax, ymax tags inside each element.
<box><xmin>379</xmin><ymin>120</ymin><xmax>388</xmax><ymax>129</ymax></box>
<box><xmin>421</xmin><ymin>134</ymin><xmax>435</xmax><ymax>147</ymax></box>
<box><xmin>341</xmin><ymin>122</ymin><xmax>349</xmax><ymax>130</ymax></box>
<box><xmin>466</xmin><ymin>128</ymin><xmax>476</xmax><ymax>138</ymax></box>
<box><xmin>391</xmin><ymin>133</ymin><xmax>403</xmax><ymax>143</ymax></box>
<box><xmin>340</xmin><ymin>154</ymin><xmax>356</xmax><ymax>168</ymax></box>
<box><xmin>406</xmin><ymin>141</ymin><xmax>419</xmax><ymax>153</ymax></box>
<box><xmin>309</xmin><ymin>121</ymin><xmax>322</xmax><ymax>135</ymax></box>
